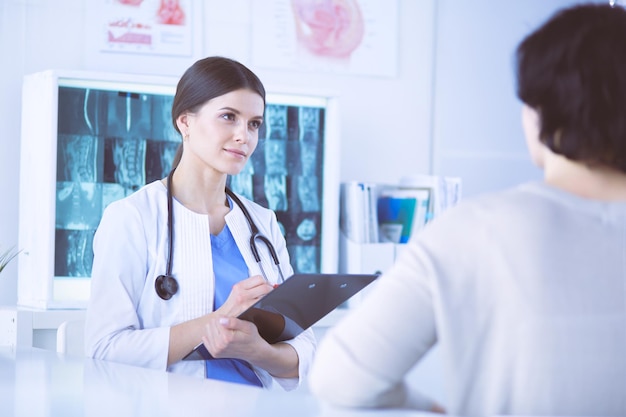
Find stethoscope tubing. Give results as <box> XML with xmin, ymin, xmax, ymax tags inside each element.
<box><xmin>155</xmin><ymin>168</ymin><xmax>284</xmax><ymax>300</ymax></box>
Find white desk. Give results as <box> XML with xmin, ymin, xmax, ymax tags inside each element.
<box><xmin>0</xmin><ymin>305</ymin><xmax>347</xmax><ymax>351</ymax></box>
<box><xmin>0</xmin><ymin>346</ymin><xmax>438</xmax><ymax>417</ymax></box>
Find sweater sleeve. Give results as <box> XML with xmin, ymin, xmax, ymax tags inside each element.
<box><xmin>308</xmin><ymin>236</ymin><xmax>438</xmax><ymax>409</ymax></box>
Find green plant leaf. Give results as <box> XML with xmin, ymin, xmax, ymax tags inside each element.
<box><xmin>0</xmin><ymin>246</ymin><xmax>21</xmax><ymax>274</ymax></box>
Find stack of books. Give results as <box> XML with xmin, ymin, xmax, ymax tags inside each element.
<box><xmin>340</xmin><ymin>175</ymin><xmax>462</xmax><ymax>245</ymax></box>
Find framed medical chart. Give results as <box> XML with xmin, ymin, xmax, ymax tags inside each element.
<box><xmin>83</xmin><ymin>1</ymin><xmax>204</xmax><ymax>78</ymax></box>
<box><xmin>251</xmin><ymin>0</ymin><xmax>399</xmax><ymax>77</ymax></box>
<box><xmin>97</xmin><ymin>0</ymin><xmax>194</xmax><ymax>57</ymax></box>
<box><xmin>18</xmin><ymin>70</ymin><xmax>340</xmax><ymax>309</ymax></box>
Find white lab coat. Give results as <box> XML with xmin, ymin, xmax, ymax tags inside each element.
<box><xmin>84</xmin><ymin>180</ymin><xmax>316</xmax><ymax>390</ymax></box>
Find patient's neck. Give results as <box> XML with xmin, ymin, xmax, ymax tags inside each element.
<box><xmin>543</xmin><ymin>152</ymin><xmax>626</xmax><ymax>201</ymax></box>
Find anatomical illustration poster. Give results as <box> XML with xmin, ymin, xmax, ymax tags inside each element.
<box><xmin>97</xmin><ymin>0</ymin><xmax>193</xmax><ymax>56</ymax></box>
<box><xmin>251</xmin><ymin>0</ymin><xmax>399</xmax><ymax>77</ymax></box>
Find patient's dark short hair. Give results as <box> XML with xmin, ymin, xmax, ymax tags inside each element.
<box><xmin>516</xmin><ymin>3</ymin><xmax>626</xmax><ymax>172</ymax></box>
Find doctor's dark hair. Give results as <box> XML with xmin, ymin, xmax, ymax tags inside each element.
<box><xmin>515</xmin><ymin>3</ymin><xmax>626</xmax><ymax>173</ymax></box>
<box><xmin>170</xmin><ymin>56</ymin><xmax>266</xmax><ymax>167</ymax></box>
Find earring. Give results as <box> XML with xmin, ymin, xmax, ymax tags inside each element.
<box><xmin>183</xmin><ymin>133</ymin><xmax>189</xmax><ymax>142</ymax></box>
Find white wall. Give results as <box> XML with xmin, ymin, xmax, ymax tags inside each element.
<box><xmin>430</xmin><ymin>0</ymin><xmax>603</xmax><ymax>197</ymax></box>
<box><xmin>0</xmin><ymin>0</ymin><xmax>599</xmax><ymax>306</ymax></box>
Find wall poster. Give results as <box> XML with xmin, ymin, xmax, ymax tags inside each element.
<box><xmin>97</xmin><ymin>0</ymin><xmax>194</xmax><ymax>57</ymax></box>
<box><xmin>251</xmin><ymin>0</ymin><xmax>399</xmax><ymax>77</ymax></box>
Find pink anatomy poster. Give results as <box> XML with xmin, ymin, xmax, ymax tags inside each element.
<box><xmin>251</xmin><ymin>0</ymin><xmax>399</xmax><ymax>77</ymax></box>
<box><xmin>98</xmin><ymin>0</ymin><xmax>193</xmax><ymax>56</ymax></box>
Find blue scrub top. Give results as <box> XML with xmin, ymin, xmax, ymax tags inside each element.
<box><xmin>206</xmin><ymin>201</ymin><xmax>263</xmax><ymax>387</ymax></box>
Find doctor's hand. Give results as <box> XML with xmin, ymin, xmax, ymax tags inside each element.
<box><xmin>168</xmin><ymin>276</ymin><xmax>273</xmax><ymax>366</ymax></box>
<box><xmin>201</xmin><ymin>316</ymin><xmax>267</xmax><ymax>361</ymax></box>
<box><xmin>204</xmin><ymin>316</ymin><xmax>300</xmax><ymax>379</ymax></box>
<box><xmin>215</xmin><ymin>275</ymin><xmax>274</xmax><ymax>318</ymax></box>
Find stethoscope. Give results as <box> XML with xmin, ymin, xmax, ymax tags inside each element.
<box><xmin>155</xmin><ymin>168</ymin><xmax>286</xmax><ymax>300</ymax></box>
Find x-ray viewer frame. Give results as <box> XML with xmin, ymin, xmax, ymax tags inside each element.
<box><xmin>17</xmin><ymin>70</ymin><xmax>340</xmax><ymax>309</ymax></box>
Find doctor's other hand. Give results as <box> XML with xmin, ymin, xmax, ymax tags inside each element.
<box><xmin>202</xmin><ymin>316</ymin><xmax>266</xmax><ymax>360</ymax></box>
<box><xmin>216</xmin><ymin>275</ymin><xmax>274</xmax><ymax>317</ymax></box>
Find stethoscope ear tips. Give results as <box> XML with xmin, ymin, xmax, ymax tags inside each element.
<box><xmin>155</xmin><ymin>274</ymin><xmax>179</xmax><ymax>300</ymax></box>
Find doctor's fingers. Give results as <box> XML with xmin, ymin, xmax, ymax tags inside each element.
<box><xmin>205</xmin><ymin>316</ymin><xmax>255</xmax><ymax>339</ymax></box>
<box><xmin>202</xmin><ymin>319</ymin><xmax>236</xmax><ymax>355</ymax></box>
<box><xmin>219</xmin><ymin>316</ymin><xmax>259</xmax><ymax>337</ymax></box>
<box><xmin>202</xmin><ymin>319</ymin><xmax>258</xmax><ymax>357</ymax></box>
<box><xmin>238</xmin><ymin>275</ymin><xmax>267</xmax><ymax>288</ymax></box>
<box><xmin>225</xmin><ymin>282</ymin><xmax>273</xmax><ymax>308</ymax></box>
<box><xmin>215</xmin><ymin>277</ymin><xmax>273</xmax><ymax>317</ymax></box>
<box><xmin>232</xmin><ymin>275</ymin><xmax>274</xmax><ymax>296</ymax></box>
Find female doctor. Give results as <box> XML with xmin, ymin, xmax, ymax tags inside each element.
<box><xmin>84</xmin><ymin>56</ymin><xmax>316</xmax><ymax>390</ymax></box>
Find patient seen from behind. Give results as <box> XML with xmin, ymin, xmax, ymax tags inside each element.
<box><xmin>309</xmin><ymin>4</ymin><xmax>626</xmax><ymax>416</ymax></box>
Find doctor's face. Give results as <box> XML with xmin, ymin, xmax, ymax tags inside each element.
<box><xmin>178</xmin><ymin>88</ymin><xmax>265</xmax><ymax>176</ymax></box>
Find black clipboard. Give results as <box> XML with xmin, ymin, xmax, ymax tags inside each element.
<box><xmin>182</xmin><ymin>273</ymin><xmax>379</xmax><ymax>361</ymax></box>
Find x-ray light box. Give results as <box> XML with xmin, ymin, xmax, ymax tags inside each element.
<box><xmin>18</xmin><ymin>70</ymin><xmax>340</xmax><ymax>309</ymax></box>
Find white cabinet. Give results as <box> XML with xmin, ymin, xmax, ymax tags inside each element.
<box><xmin>339</xmin><ymin>233</ymin><xmax>398</xmax><ymax>275</ymax></box>
<box><xmin>0</xmin><ymin>306</ymin><xmax>85</xmax><ymax>351</ymax></box>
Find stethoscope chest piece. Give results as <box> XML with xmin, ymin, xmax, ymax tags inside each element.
<box><xmin>155</xmin><ymin>274</ymin><xmax>179</xmax><ymax>300</ymax></box>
